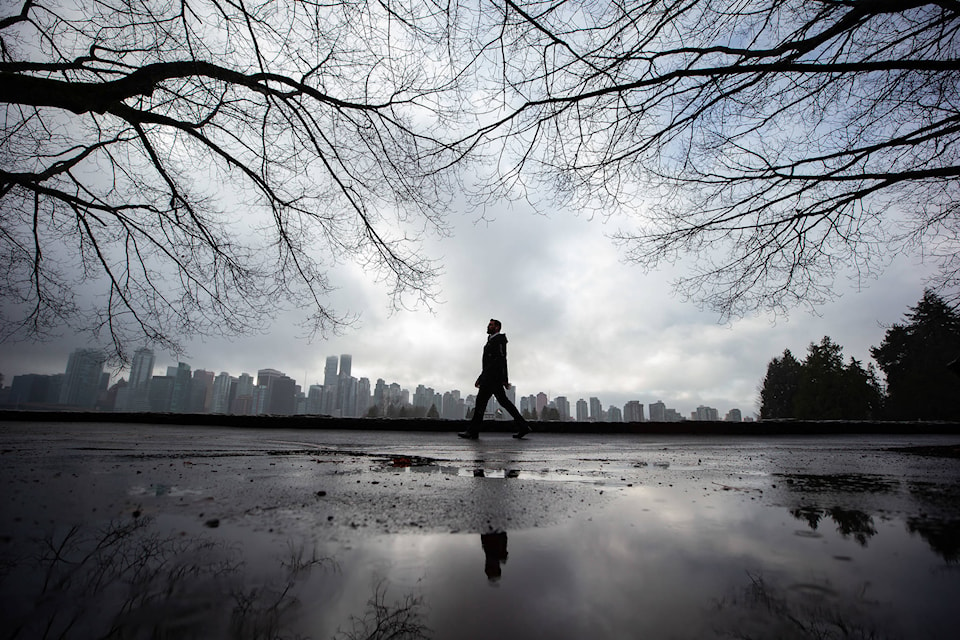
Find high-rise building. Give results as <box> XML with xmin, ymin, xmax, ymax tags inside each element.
<box><xmin>442</xmin><ymin>390</ymin><xmax>462</xmax><ymax>419</ymax></box>
<box><xmin>356</xmin><ymin>377</ymin><xmax>371</xmax><ymax>417</ymax></box>
<box><xmin>59</xmin><ymin>349</ymin><xmax>105</xmax><ymax>408</ymax></box>
<box><xmin>693</xmin><ymin>405</ymin><xmax>719</xmax><ymax>421</ymax></box>
<box><xmin>167</xmin><ymin>363</ymin><xmax>192</xmax><ymax>413</ymax></box>
<box><xmin>306</xmin><ymin>384</ymin><xmax>324</xmax><ymax>414</ymax></box>
<box><xmin>128</xmin><ymin>348</ymin><xmax>154</xmax><ymax>389</ymax></box>
<box><xmin>189</xmin><ymin>370</ymin><xmax>215</xmax><ymax>413</ymax></box>
<box><xmin>211</xmin><ymin>372</ymin><xmax>235</xmax><ymax>414</ymax></box>
<box><xmin>339</xmin><ymin>354</ymin><xmax>352</xmax><ymax>378</ymax></box>
<box><xmin>122</xmin><ymin>347</ymin><xmax>155</xmax><ymax>411</ymax></box>
<box><xmin>268</xmin><ymin>375</ymin><xmax>297</xmax><ymax>415</ymax></box>
<box><xmin>231</xmin><ymin>373</ymin><xmax>255</xmax><ymax>414</ymax></box>
<box><xmin>536</xmin><ymin>392</ymin><xmax>548</xmax><ymax>416</ymax></box>
<box><xmin>149</xmin><ymin>375</ymin><xmax>175</xmax><ymax>412</ymax></box>
<box><xmin>649</xmin><ymin>401</ymin><xmax>667</xmax><ymax>422</ymax></box>
<box><xmin>575</xmin><ymin>398</ymin><xmax>588</xmax><ymax>421</ymax></box>
<box><xmin>589</xmin><ymin>397</ymin><xmax>603</xmax><ymax>422</ymax></box>
<box><xmin>725</xmin><ymin>408</ymin><xmax>743</xmax><ymax>422</ymax></box>
<box><xmin>607</xmin><ymin>405</ymin><xmax>623</xmax><ymax>422</ymax></box>
<box><xmin>623</xmin><ymin>401</ymin><xmax>645</xmax><ymax>422</ymax></box>
<box><xmin>555</xmin><ymin>396</ymin><xmax>570</xmax><ymax>421</ymax></box>
<box><xmin>323</xmin><ymin>356</ymin><xmax>339</xmax><ymax>413</ymax></box>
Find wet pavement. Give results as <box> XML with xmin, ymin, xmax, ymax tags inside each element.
<box><xmin>1</xmin><ymin>422</ymin><xmax>959</xmax><ymax>639</ymax></box>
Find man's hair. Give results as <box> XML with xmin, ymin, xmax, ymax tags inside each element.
<box><xmin>490</xmin><ymin>318</ymin><xmax>502</xmax><ymax>331</ymax></box>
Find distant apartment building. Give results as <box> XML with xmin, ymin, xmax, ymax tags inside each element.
<box><xmin>693</xmin><ymin>405</ymin><xmax>720</xmax><ymax>421</ymax></box>
<box><xmin>623</xmin><ymin>401</ymin><xmax>645</xmax><ymax>422</ymax></box>
<box><xmin>607</xmin><ymin>405</ymin><xmax>623</xmax><ymax>422</ymax></box>
<box><xmin>725</xmin><ymin>408</ymin><xmax>743</xmax><ymax>422</ymax></box>
<box><xmin>589</xmin><ymin>397</ymin><xmax>603</xmax><ymax>421</ymax></box>
<box><xmin>649</xmin><ymin>401</ymin><xmax>667</xmax><ymax>422</ymax></box>
<box><xmin>575</xmin><ymin>398</ymin><xmax>588</xmax><ymax>421</ymax></box>
<box><xmin>555</xmin><ymin>396</ymin><xmax>571</xmax><ymax>421</ymax></box>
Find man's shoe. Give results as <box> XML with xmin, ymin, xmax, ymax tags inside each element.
<box><xmin>512</xmin><ymin>424</ymin><xmax>532</xmax><ymax>439</ymax></box>
<box><xmin>458</xmin><ymin>431</ymin><xmax>479</xmax><ymax>440</ymax></box>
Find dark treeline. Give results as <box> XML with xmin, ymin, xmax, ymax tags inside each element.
<box><xmin>760</xmin><ymin>291</ymin><xmax>960</xmax><ymax>421</ymax></box>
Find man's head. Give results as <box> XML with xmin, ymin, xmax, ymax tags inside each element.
<box><xmin>487</xmin><ymin>319</ymin><xmax>502</xmax><ymax>335</ymax></box>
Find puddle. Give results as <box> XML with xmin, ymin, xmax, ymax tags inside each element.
<box><xmin>3</xmin><ymin>485</ymin><xmax>958</xmax><ymax>639</ymax></box>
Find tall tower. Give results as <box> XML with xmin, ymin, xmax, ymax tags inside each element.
<box><xmin>59</xmin><ymin>349</ymin><xmax>105</xmax><ymax>408</ymax></box>
<box><xmin>128</xmin><ymin>348</ymin><xmax>154</xmax><ymax>389</ymax></box>
<box><xmin>323</xmin><ymin>356</ymin><xmax>339</xmax><ymax>414</ymax></box>
<box><xmin>338</xmin><ymin>354</ymin><xmax>352</xmax><ymax>378</ymax></box>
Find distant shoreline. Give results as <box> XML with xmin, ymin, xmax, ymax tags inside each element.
<box><xmin>2</xmin><ymin>410</ymin><xmax>960</xmax><ymax>435</ymax></box>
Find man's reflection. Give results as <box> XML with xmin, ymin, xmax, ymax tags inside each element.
<box><xmin>481</xmin><ymin>530</ymin><xmax>509</xmax><ymax>582</ymax></box>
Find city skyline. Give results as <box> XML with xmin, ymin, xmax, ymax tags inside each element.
<box><xmin>3</xmin><ymin>348</ymin><xmax>744</xmax><ymax>421</ymax></box>
<box><xmin>0</xmin><ymin>211</ymin><xmax>936</xmax><ymax>419</ymax></box>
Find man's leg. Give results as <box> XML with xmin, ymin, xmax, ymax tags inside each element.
<box><xmin>492</xmin><ymin>386</ymin><xmax>525</xmax><ymax>421</ymax></box>
<box><xmin>492</xmin><ymin>387</ymin><xmax>532</xmax><ymax>438</ymax></box>
<box><xmin>459</xmin><ymin>386</ymin><xmax>492</xmax><ymax>438</ymax></box>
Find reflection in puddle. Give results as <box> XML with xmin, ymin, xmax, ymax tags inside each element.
<box><xmin>4</xmin><ymin>488</ymin><xmax>959</xmax><ymax>639</ymax></box>
<box><xmin>790</xmin><ymin>506</ymin><xmax>878</xmax><ymax>546</ymax></box>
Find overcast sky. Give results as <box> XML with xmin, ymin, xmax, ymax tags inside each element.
<box><xmin>0</xmin><ymin>197</ymin><xmax>937</xmax><ymax>418</ymax></box>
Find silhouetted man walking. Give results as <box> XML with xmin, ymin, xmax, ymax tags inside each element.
<box><xmin>459</xmin><ymin>319</ymin><xmax>531</xmax><ymax>439</ymax></box>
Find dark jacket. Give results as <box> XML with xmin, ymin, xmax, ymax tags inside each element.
<box><xmin>477</xmin><ymin>333</ymin><xmax>509</xmax><ymax>387</ymax></box>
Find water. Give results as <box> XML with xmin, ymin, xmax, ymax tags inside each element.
<box><xmin>1</xmin><ymin>423</ymin><xmax>957</xmax><ymax>638</ymax></box>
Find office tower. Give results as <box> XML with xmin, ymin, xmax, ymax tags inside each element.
<box><xmin>149</xmin><ymin>375</ymin><xmax>175</xmax><ymax>412</ymax></box>
<box><xmin>373</xmin><ymin>378</ymin><xmax>387</xmax><ymax>408</ymax></box>
<box><xmin>339</xmin><ymin>354</ymin><xmax>352</xmax><ymax>378</ymax></box>
<box><xmin>210</xmin><ymin>372</ymin><xmax>235</xmax><ymax>414</ymax></box>
<box><xmin>337</xmin><ymin>375</ymin><xmax>357</xmax><ymax>417</ymax></box>
<box><xmin>306</xmin><ymin>384</ymin><xmax>324</xmax><ymax>414</ymax></box>
<box><xmin>575</xmin><ymin>398</ymin><xmax>588</xmax><ymax>421</ymax></box>
<box><xmin>623</xmin><ymin>401</ymin><xmax>645</xmax><ymax>422</ymax></box>
<box><xmin>555</xmin><ymin>396</ymin><xmax>570</xmax><ymax>421</ymax></box>
<box><xmin>121</xmin><ymin>347</ymin><xmax>154</xmax><ymax>411</ymax></box>
<box><xmin>269</xmin><ymin>375</ymin><xmax>297</xmax><ymax>415</ymax></box>
<box><xmin>231</xmin><ymin>373</ymin><xmax>255</xmax><ymax>414</ymax></box>
<box><xmin>256</xmin><ymin>368</ymin><xmax>284</xmax><ymax>415</ymax></box>
<box><xmin>189</xmin><ymin>370</ymin><xmax>215</xmax><ymax>413</ymax></box>
<box><xmin>128</xmin><ymin>348</ymin><xmax>154</xmax><ymax>389</ymax></box>
<box><xmin>607</xmin><ymin>405</ymin><xmax>623</xmax><ymax>422</ymax></box>
<box><xmin>649</xmin><ymin>400</ymin><xmax>667</xmax><ymax>422</ymax></box>
<box><xmin>59</xmin><ymin>349</ymin><xmax>105</xmax><ymax>408</ymax></box>
<box><xmin>356</xmin><ymin>377</ymin><xmax>371</xmax><ymax>417</ymax></box>
<box><xmin>323</xmin><ymin>356</ymin><xmax>339</xmax><ymax>413</ymax></box>
<box><xmin>166</xmin><ymin>363</ymin><xmax>192</xmax><ymax>412</ymax></box>
<box><xmin>589</xmin><ymin>397</ymin><xmax>603</xmax><ymax>421</ymax></box>
<box><xmin>9</xmin><ymin>374</ymin><xmax>57</xmax><ymax>406</ymax></box>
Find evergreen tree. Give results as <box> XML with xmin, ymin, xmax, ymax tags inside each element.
<box><xmin>840</xmin><ymin>358</ymin><xmax>884</xmax><ymax>420</ymax></box>
<box><xmin>794</xmin><ymin>337</ymin><xmax>847</xmax><ymax>419</ymax></box>
<box><xmin>427</xmin><ymin>404</ymin><xmax>440</xmax><ymax>418</ymax></box>
<box><xmin>871</xmin><ymin>291</ymin><xmax>960</xmax><ymax>420</ymax></box>
<box><xmin>759</xmin><ymin>349</ymin><xmax>802</xmax><ymax>419</ymax></box>
<box><xmin>542</xmin><ymin>407</ymin><xmax>561</xmax><ymax>421</ymax></box>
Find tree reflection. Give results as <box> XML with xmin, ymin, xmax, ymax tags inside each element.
<box><xmin>332</xmin><ymin>581</ymin><xmax>431</xmax><ymax>640</ymax></box>
<box><xmin>712</xmin><ymin>572</ymin><xmax>895</xmax><ymax>640</ymax></box>
<box><xmin>0</xmin><ymin>518</ymin><xmax>428</xmax><ymax>639</ymax></box>
<box><xmin>789</xmin><ymin>506</ymin><xmax>877</xmax><ymax>546</ymax></box>
<box><xmin>906</xmin><ymin>517</ymin><xmax>960</xmax><ymax>564</ymax></box>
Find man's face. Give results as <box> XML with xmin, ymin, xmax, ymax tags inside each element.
<box><xmin>487</xmin><ymin>320</ymin><xmax>499</xmax><ymax>334</ymax></box>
